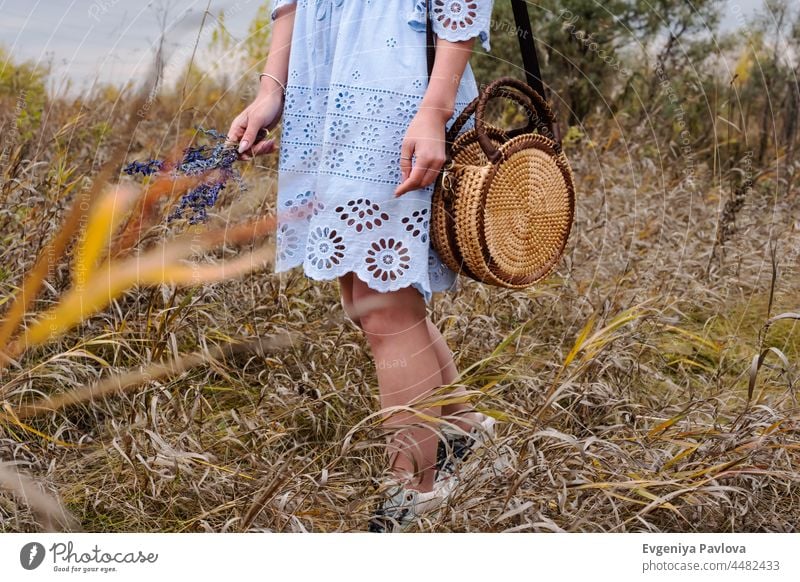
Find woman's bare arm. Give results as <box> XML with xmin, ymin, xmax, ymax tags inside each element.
<box><xmin>227</xmin><ymin>4</ymin><xmax>297</xmax><ymax>157</ymax></box>
<box><xmin>395</xmin><ymin>37</ymin><xmax>475</xmax><ymax>197</ymax></box>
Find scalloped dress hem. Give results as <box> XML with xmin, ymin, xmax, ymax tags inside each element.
<box><xmin>273</xmin><ymin>254</ymin><xmax>461</xmax><ymax>305</ymax></box>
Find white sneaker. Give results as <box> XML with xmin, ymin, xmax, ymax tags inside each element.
<box><xmin>367</xmin><ymin>476</ymin><xmax>457</xmax><ymax>532</ymax></box>
<box><xmin>435</xmin><ymin>412</ymin><xmax>497</xmax><ymax>481</ymax></box>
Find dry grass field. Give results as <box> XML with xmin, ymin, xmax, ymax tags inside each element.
<box><xmin>1</xmin><ymin>1</ymin><xmax>799</xmax><ymax>532</ymax></box>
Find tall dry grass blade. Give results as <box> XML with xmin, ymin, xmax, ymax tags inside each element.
<box><xmin>456</xmin><ymin>322</ymin><xmax>528</xmax><ymax>378</ymax></box>
<box><xmin>562</xmin><ymin>313</ymin><xmax>597</xmax><ymax>368</ymax></box>
<box><xmin>536</xmin><ymin>302</ymin><xmax>654</xmax><ymax>422</ymax></box>
<box><xmin>0</xmin><ymin>87</ymin><xmax>152</xmax><ymax>362</ymax></box>
<box><xmin>0</xmin><ymin>333</ymin><xmax>293</xmax><ymax>419</ymax></box>
<box><xmin>748</xmin><ymin>346</ymin><xmax>791</xmax><ymax>401</ymax></box>
<box><xmin>4</xmin><ymin>217</ymin><xmax>276</xmax><ymax>360</ymax></box>
<box><xmin>767</xmin><ymin>312</ymin><xmax>800</xmax><ymax>324</ymax></box>
<box><xmin>662</xmin><ymin>324</ymin><xmax>721</xmax><ymax>352</ymax></box>
<box><xmin>1</xmin><ymin>405</ymin><xmax>78</xmax><ymax>446</ymax></box>
<box><xmin>647</xmin><ymin>405</ymin><xmax>695</xmax><ymax>438</ymax></box>
<box><xmin>240</xmin><ymin>460</ymin><xmax>294</xmax><ymax>531</ymax></box>
<box><xmin>152</xmin><ymin>243</ymin><xmax>274</xmax><ymax>285</ymax></box>
<box><xmin>766</xmin><ymin>239</ymin><xmax>778</xmax><ymax>320</ymax></box>
<box><xmin>579</xmin><ymin>303</ymin><xmax>655</xmax><ymax>361</ymax></box>
<box><xmin>0</xmin><ymin>462</ymin><xmax>81</xmax><ymax>532</ymax></box>
<box><xmin>73</xmin><ymin>185</ymin><xmax>140</xmax><ymax>288</ymax></box>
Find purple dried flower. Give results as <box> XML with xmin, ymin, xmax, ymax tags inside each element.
<box><xmin>124</xmin><ymin>127</ymin><xmax>244</xmax><ymax>224</ymax></box>
<box><xmin>123</xmin><ymin>159</ymin><xmax>164</xmax><ymax>176</ymax></box>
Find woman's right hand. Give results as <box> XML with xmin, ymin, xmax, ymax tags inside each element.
<box><xmin>226</xmin><ymin>90</ymin><xmax>285</xmax><ymax>160</ymax></box>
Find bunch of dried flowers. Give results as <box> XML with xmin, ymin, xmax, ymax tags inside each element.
<box><xmin>123</xmin><ymin>127</ymin><xmax>244</xmax><ymax>224</ymax></box>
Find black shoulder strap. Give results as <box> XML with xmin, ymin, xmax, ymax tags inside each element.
<box><xmin>426</xmin><ymin>0</ymin><xmax>546</xmax><ymax>98</ymax></box>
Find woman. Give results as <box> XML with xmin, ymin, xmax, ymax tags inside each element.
<box><xmin>227</xmin><ymin>0</ymin><xmax>496</xmax><ymax>531</ymax></box>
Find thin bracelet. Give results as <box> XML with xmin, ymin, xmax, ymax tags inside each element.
<box><xmin>259</xmin><ymin>72</ymin><xmax>287</xmax><ymax>95</ymax></box>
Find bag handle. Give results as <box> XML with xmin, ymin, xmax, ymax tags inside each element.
<box><xmin>445</xmin><ymin>83</ymin><xmax>538</xmax><ymax>142</ymax></box>
<box><xmin>425</xmin><ymin>0</ymin><xmax>546</xmax><ymax>100</ymax></box>
<box><xmin>475</xmin><ymin>76</ymin><xmax>560</xmax><ymax>162</ymax></box>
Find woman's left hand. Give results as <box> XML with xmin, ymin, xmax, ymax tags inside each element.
<box><xmin>394</xmin><ymin>108</ymin><xmax>449</xmax><ymax>197</ymax></box>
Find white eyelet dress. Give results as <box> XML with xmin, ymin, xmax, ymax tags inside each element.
<box><xmin>271</xmin><ymin>0</ymin><xmax>494</xmax><ymax>303</ymax></box>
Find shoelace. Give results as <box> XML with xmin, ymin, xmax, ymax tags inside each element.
<box><xmin>436</xmin><ymin>429</ymin><xmax>479</xmax><ymax>475</ymax></box>
<box><xmin>368</xmin><ymin>487</ymin><xmax>416</xmax><ymax>533</ymax></box>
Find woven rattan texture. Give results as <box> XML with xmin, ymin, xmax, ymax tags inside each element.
<box><xmin>431</xmin><ymin>77</ymin><xmax>576</xmax><ymax>289</ymax></box>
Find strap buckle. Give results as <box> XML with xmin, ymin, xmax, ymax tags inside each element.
<box><xmin>440</xmin><ymin>160</ymin><xmax>456</xmax><ymax>198</ymax></box>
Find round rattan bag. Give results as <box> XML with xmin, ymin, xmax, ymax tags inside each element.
<box><xmin>431</xmin><ymin>77</ymin><xmax>575</xmax><ymax>289</ymax></box>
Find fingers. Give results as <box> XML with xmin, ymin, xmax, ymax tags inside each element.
<box><xmin>419</xmin><ymin>156</ymin><xmax>442</xmax><ymax>190</ymax></box>
<box><xmin>398</xmin><ymin>139</ymin><xmax>414</xmax><ymax>183</ymax></box>
<box><xmin>239</xmin><ymin>118</ymin><xmax>263</xmax><ymax>154</ymax></box>
<box><xmin>394</xmin><ymin>145</ymin><xmax>445</xmax><ymax>197</ymax></box>
<box><xmin>250</xmin><ymin>138</ymin><xmax>276</xmax><ymax>157</ymax></box>
<box><xmin>227</xmin><ymin>113</ymin><xmax>248</xmax><ymax>145</ymax></box>
<box><xmin>238</xmin><ymin>138</ymin><xmax>276</xmax><ymax>161</ymax></box>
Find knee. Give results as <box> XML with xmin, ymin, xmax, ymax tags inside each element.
<box><xmin>358</xmin><ymin>306</ymin><xmax>394</xmax><ymax>340</ymax></box>
<box><xmin>355</xmin><ymin>292</ymin><xmax>426</xmax><ymax>345</ymax></box>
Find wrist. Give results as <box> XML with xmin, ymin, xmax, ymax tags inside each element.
<box><xmin>257</xmin><ymin>86</ymin><xmax>285</xmax><ymax>101</ymax></box>
<box><xmin>418</xmin><ymin>98</ymin><xmax>455</xmax><ymax>123</ymax></box>
<box><xmin>258</xmin><ymin>73</ymin><xmax>286</xmax><ymax>99</ymax></box>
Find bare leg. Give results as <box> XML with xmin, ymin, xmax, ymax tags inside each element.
<box><xmin>425</xmin><ymin>319</ymin><xmax>481</xmax><ymax>432</ymax></box>
<box><xmin>338</xmin><ymin>272</ymin><xmax>360</xmax><ymax>328</ymax></box>
<box><xmin>349</xmin><ymin>275</ymin><xmax>441</xmax><ymax>493</ymax></box>
<box><xmin>340</xmin><ymin>274</ymin><xmax>480</xmax><ymax>436</ymax></box>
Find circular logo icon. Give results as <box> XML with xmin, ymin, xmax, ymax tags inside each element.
<box><xmin>20</xmin><ymin>542</ymin><xmax>46</xmax><ymax>570</ymax></box>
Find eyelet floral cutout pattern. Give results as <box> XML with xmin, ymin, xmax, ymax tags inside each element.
<box><xmin>432</xmin><ymin>1</ymin><xmax>478</xmax><ymax>31</ymax></box>
<box><xmin>428</xmin><ymin>247</ymin><xmax>452</xmax><ymax>289</ymax></box>
<box><xmin>408</xmin><ymin>0</ymin><xmax>493</xmax><ymax>51</ymax></box>
<box><xmin>277</xmin><ymin>224</ymin><xmax>301</xmax><ymax>263</ymax></box>
<box><xmin>333</xmin><ymin>90</ymin><xmax>355</xmax><ymax>112</ymax></box>
<box><xmin>323</xmin><ymin>147</ymin><xmax>346</xmax><ymax>171</ymax></box>
<box><xmin>299</xmin><ymin>147</ymin><xmax>320</xmax><ymax>166</ymax></box>
<box><xmin>395</xmin><ymin>99</ymin><xmax>417</xmax><ymax>124</ymax></box>
<box><xmin>269</xmin><ymin>0</ymin><xmax>491</xmax><ymax>302</ymax></box>
<box><xmin>336</xmin><ymin>198</ymin><xmax>390</xmax><ymax>232</ymax></box>
<box><xmin>365</xmin><ymin>95</ymin><xmax>384</xmax><ymax>116</ymax></box>
<box><xmin>281</xmin><ymin>84</ymin><xmax>472</xmax><ymax>186</ymax></box>
<box><xmin>366</xmin><ymin>238</ymin><xmax>412</xmax><ymax>282</ymax></box>
<box><xmin>328</xmin><ymin>119</ymin><xmax>351</xmax><ymax>141</ymax></box>
<box><xmin>354</xmin><ymin>153</ymin><xmax>376</xmax><ymax>175</ymax></box>
<box><xmin>307</xmin><ymin>226</ymin><xmax>346</xmax><ymax>270</ymax></box>
<box><xmin>401</xmin><ymin>208</ymin><xmax>429</xmax><ymax>243</ymax></box>
<box><xmin>282</xmin><ymin>190</ymin><xmax>325</xmax><ymax>222</ymax></box>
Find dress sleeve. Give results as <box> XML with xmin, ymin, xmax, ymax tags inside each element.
<box><xmin>408</xmin><ymin>0</ymin><xmax>494</xmax><ymax>52</ymax></box>
<box><xmin>271</xmin><ymin>0</ymin><xmax>298</xmax><ymax>21</ymax></box>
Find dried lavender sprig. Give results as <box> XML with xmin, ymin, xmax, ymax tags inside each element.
<box><xmin>123</xmin><ymin>127</ymin><xmax>246</xmax><ymax>224</ymax></box>
<box><xmin>123</xmin><ymin>159</ymin><xmax>164</xmax><ymax>176</ymax></box>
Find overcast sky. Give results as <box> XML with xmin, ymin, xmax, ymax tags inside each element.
<box><xmin>0</xmin><ymin>0</ymin><xmax>769</xmax><ymax>96</ymax></box>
